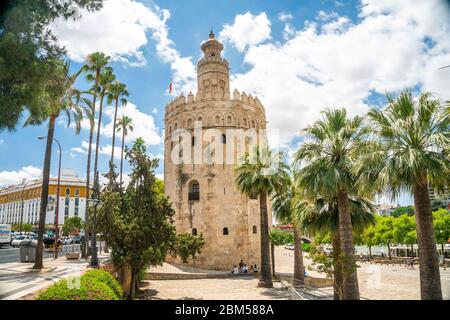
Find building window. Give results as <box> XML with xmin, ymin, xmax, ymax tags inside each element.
<box><xmin>223</xmin><ymin>227</ymin><xmax>229</xmax><ymax>236</ymax></box>
<box><xmin>188</xmin><ymin>119</ymin><xmax>192</xmax><ymax>127</ymax></box>
<box><xmin>221</xmin><ymin>134</ymin><xmax>226</xmax><ymax>144</ymax></box>
<box><xmin>75</xmin><ymin>198</ymin><xmax>79</xmax><ymax>206</ymax></box>
<box><xmin>227</xmin><ymin>116</ymin><xmax>232</xmax><ymax>124</ymax></box>
<box><xmin>253</xmin><ymin>225</ymin><xmax>257</xmax><ymax>234</ymax></box>
<box><xmin>64</xmin><ymin>207</ymin><xmax>69</xmax><ymax>216</ymax></box>
<box><xmin>65</xmin><ymin>197</ymin><xmax>70</xmax><ymax>206</ymax></box>
<box><xmin>198</xmin><ymin>116</ymin><xmax>203</xmax><ymax>122</ymax></box>
<box><xmin>74</xmin><ymin>207</ymin><xmax>79</xmax><ymax>216</ymax></box>
<box><xmin>188</xmin><ymin>180</ymin><xmax>200</xmax><ymax>201</ymax></box>
<box><xmin>243</xmin><ymin>118</ymin><xmax>247</xmax><ymax>126</ymax></box>
<box><xmin>191</xmin><ymin>136</ymin><xmax>196</xmax><ymax>146</ymax></box>
<box><xmin>215</xmin><ymin>115</ymin><xmax>220</xmax><ymax>124</ymax></box>
<box><xmin>192</xmin><ymin>228</ymin><xmax>197</xmax><ymax>236</ymax></box>
<box><xmin>75</xmin><ymin>189</ymin><xmax>80</xmax><ymax>196</ymax></box>
<box><xmin>65</xmin><ymin>188</ymin><xmax>70</xmax><ymax>196</ymax></box>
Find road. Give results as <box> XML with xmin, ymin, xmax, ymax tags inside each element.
<box><xmin>0</xmin><ymin>246</ymin><xmax>53</xmax><ymax>264</ymax></box>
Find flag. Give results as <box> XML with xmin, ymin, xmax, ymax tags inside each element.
<box><xmin>169</xmin><ymin>79</ymin><xmax>173</xmax><ymax>94</ymax></box>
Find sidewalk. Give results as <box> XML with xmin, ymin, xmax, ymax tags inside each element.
<box><xmin>0</xmin><ymin>253</ymin><xmax>111</xmax><ymax>300</ymax></box>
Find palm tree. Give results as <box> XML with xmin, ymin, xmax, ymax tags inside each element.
<box><xmin>116</xmin><ymin>115</ymin><xmax>133</xmax><ymax>185</ymax></box>
<box><xmin>107</xmin><ymin>81</ymin><xmax>129</xmax><ymax>165</ymax></box>
<box><xmin>294</xmin><ymin>194</ymin><xmax>375</xmax><ymax>299</ymax></box>
<box><xmin>271</xmin><ymin>169</ymin><xmax>305</xmax><ymax>288</ymax></box>
<box><xmin>357</xmin><ymin>91</ymin><xmax>449</xmax><ymax>300</ymax></box>
<box><xmin>82</xmin><ymin>52</ymin><xmax>110</xmax><ymax>256</ymax></box>
<box><xmin>234</xmin><ymin>146</ymin><xmax>290</xmax><ymax>288</ymax></box>
<box><xmin>295</xmin><ymin>108</ymin><xmax>369</xmax><ymax>300</ymax></box>
<box><xmin>28</xmin><ymin>60</ymin><xmax>86</xmax><ymax>269</ymax></box>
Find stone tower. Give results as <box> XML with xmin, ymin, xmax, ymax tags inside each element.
<box><xmin>164</xmin><ymin>31</ymin><xmax>269</xmax><ymax>270</ymax></box>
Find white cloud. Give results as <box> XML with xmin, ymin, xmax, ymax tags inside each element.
<box><xmin>102</xmin><ymin>102</ymin><xmax>162</xmax><ymax>146</ymax></box>
<box><xmin>219</xmin><ymin>12</ymin><xmax>271</xmax><ymax>52</ymax></box>
<box><xmin>228</xmin><ymin>0</ymin><xmax>450</xmax><ymax>143</ymax></box>
<box><xmin>152</xmin><ymin>108</ymin><xmax>158</xmax><ymax>114</ymax></box>
<box><xmin>0</xmin><ymin>139</ymin><xmax>4</xmax><ymax>145</ymax></box>
<box><xmin>278</xmin><ymin>12</ymin><xmax>293</xmax><ymax>22</ymax></box>
<box><xmin>317</xmin><ymin>10</ymin><xmax>338</xmax><ymax>21</ymax></box>
<box><xmin>0</xmin><ymin>166</ymin><xmax>42</xmax><ymax>187</ymax></box>
<box><xmin>50</xmin><ymin>0</ymin><xmax>196</xmax><ymax>92</ymax></box>
<box><xmin>74</xmin><ymin>101</ymin><xmax>162</xmax><ymax>160</ymax></box>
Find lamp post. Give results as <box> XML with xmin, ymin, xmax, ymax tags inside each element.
<box><xmin>19</xmin><ymin>179</ymin><xmax>31</xmax><ymax>234</ymax></box>
<box><xmin>38</xmin><ymin>136</ymin><xmax>62</xmax><ymax>259</ymax></box>
<box><xmin>89</xmin><ymin>171</ymin><xmax>101</xmax><ymax>266</ymax></box>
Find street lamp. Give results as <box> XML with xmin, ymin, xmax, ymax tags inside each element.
<box><xmin>89</xmin><ymin>171</ymin><xmax>101</xmax><ymax>266</ymax></box>
<box><xmin>38</xmin><ymin>136</ymin><xmax>62</xmax><ymax>259</ymax></box>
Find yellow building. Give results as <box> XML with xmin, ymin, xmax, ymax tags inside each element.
<box><xmin>0</xmin><ymin>169</ymin><xmax>87</xmax><ymax>227</ymax></box>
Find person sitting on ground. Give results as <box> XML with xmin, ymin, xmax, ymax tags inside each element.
<box><xmin>231</xmin><ymin>265</ymin><xmax>239</xmax><ymax>274</ymax></box>
<box><xmin>250</xmin><ymin>265</ymin><xmax>254</xmax><ymax>272</ymax></box>
<box><xmin>239</xmin><ymin>259</ymin><xmax>244</xmax><ymax>270</ymax></box>
<box><xmin>242</xmin><ymin>264</ymin><xmax>248</xmax><ymax>273</ymax></box>
<box><xmin>253</xmin><ymin>264</ymin><xmax>258</xmax><ymax>273</ymax></box>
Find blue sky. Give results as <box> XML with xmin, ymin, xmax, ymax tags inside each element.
<box><xmin>1</xmin><ymin>0</ymin><xmax>449</xmax><ymax>206</ymax></box>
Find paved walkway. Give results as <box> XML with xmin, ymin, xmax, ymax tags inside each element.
<box><xmin>0</xmin><ymin>253</ymin><xmax>110</xmax><ymax>300</ymax></box>
<box><xmin>143</xmin><ymin>247</ymin><xmax>450</xmax><ymax>300</ymax></box>
<box><xmin>141</xmin><ymin>278</ymin><xmax>291</xmax><ymax>300</ymax></box>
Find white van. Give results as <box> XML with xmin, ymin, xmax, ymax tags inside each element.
<box><xmin>0</xmin><ymin>224</ymin><xmax>12</xmax><ymax>247</ymax></box>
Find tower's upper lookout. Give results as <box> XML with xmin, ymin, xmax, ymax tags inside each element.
<box><xmin>197</xmin><ymin>30</ymin><xmax>230</xmax><ymax>99</ymax></box>
<box><xmin>200</xmin><ymin>30</ymin><xmax>224</xmax><ymax>59</ymax></box>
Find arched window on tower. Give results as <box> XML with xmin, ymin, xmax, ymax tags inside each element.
<box><xmin>223</xmin><ymin>227</ymin><xmax>229</xmax><ymax>236</ymax></box>
<box><xmin>187</xmin><ymin>119</ymin><xmax>192</xmax><ymax>127</ymax></box>
<box><xmin>221</xmin><ymin>134</ymin><xmax>226</xmax><ymax>144</ymax></box>
<box><xmin>192</xmin><ymin>228</ymin><xmax>198</xmax><ymax>236</ymax></box>
<box><xmin>243</xmin><ymin>118</ymin><xmax>247</xmax><ymax>127</ymax></box>
<box><xmin>188</xmin><ymin>180</ymin><xmax>200</xmax><ymax>201</ymax></box>
<box><xmin>227</xmin><ymin>116</ymin><xmax>232</xmax><ymax>124</ymax></box>
<box><xmin>253</xmin><ymin>225</ymin><xmax>257</xmax><ymax>234</ymax></box>
<box><xmin>215</xmin><ymin>115</ymin><xmax>220</xmax><ymax>124</ymax></box>
<box><xmin>251</xmin><ymin>120</ymin><xmax>255</xmax><ymax>128</ymax></box>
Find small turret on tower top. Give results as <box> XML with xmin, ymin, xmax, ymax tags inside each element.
<box><xmin>197</xmin><ymin>30</ymin><xmax>230</xmax><ymax>100</ymax></box>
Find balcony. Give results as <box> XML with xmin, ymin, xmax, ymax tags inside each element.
<box><xmin>188</xmin><ymin>192</ymin><xmax>200</xmax><ymax>201</ymax></box>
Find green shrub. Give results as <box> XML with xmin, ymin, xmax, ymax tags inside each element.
<box><xmin>302</xmin><ymin>243</ymin><xmax>311</xmax><ymax>252</ymax></box>
<box><xmin>37</xmin><ymin>269</ymin><xmax>123</xmax><ymax>300</ymax></box>
<box><xmin>82</xmin><ymin>269</ymin><xmax>123</xmax><ymax>298</ymax></box>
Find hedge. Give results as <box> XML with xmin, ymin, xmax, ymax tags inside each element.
<box><xmin>37</xmin><ymin>269</ymin><xmax>124</xmax><ymax>300</ymax></box>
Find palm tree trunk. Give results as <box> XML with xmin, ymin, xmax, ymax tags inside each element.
<box><xmin>412</xmin><ymin>181</ymin><xmax>442</xmax><ymax>300</ymax></box>
<box><xmin>82</xmin><ymin>118</ymin><xmax>95</xmax><ymax>258</ymax></box>
<box><xmin>337</xmin><ymin>189</ymin><xmax>360</xmax><ymax>300</ymax></box>
<box><xmin>93</xmin><ymin>92</ymin><xmax>105</xmax><ymax>188</ymax></box>
<box><xmin>332</xmin><ymin>231</ymin><xmax>343</xmax><ymax>300</ymax></box>
<box><xmin>369</xmin><ymin>245</ymin><xmax>372</xmax><ymax>260</ymax></box>
<box><xmin>293</xmin><ymin>226</ymin><xmax>305</xmax><ymax>288</ymax></box>
<box><xmin>258</xmin><ymin>191</ymin><xmax>273</xmax><ymax>288</ymax></box>
<box><xmin>83</xmin><ymin>82</ymin><xmax>98</xmax><ymax>258</ymax></box>
<box><xmin>33</xmin><ymin>115</ymin><xmax>56</xmax><ymax>269</ymax></box>
<box><xmin>110</xmin><ymin>98</ymin><xmax>119</xmax><ymax>164</ymax></box>
<box><xmin>271</xmin><ymin>243</ymin><xmax>276</xmax><ymax>277</ymax></box>
<box><xmin>120</xmin><ymin>129</ymin><xmax>125</xmax><ymax>185</ymax></box>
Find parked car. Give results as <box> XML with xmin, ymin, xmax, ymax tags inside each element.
<box><xmin>72</xmin><ymin>236</ymin><xmax>81</xmax><ymax>244</ymax></box>
<box><xmin>11</xmin><ymin>235</ymin><xmax>33</xmax><ymax>247</ymax></box>
<box><xmin>62</xmin><ymin>237</ymin><xmax>73</xmax><ymax>245</ymax></box>
<box><xmin>284</xmin><ymin>244</ymin><xmax>295</xmax><ymax>250</ymax></box>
